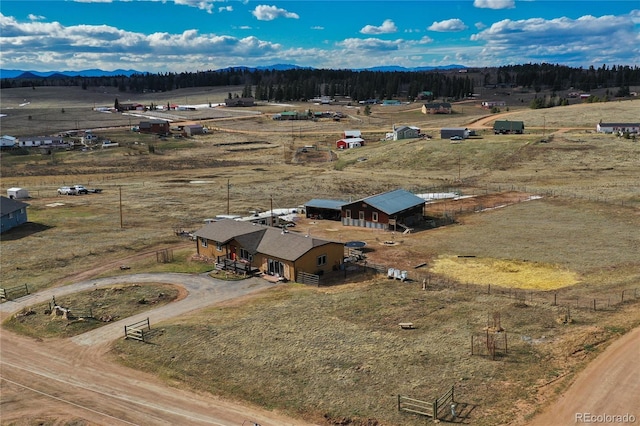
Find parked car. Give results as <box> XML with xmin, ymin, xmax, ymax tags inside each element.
<box><xmin>72</xmin><ymin>185</ymin><xmax>89</xmax><ymax>194</ymax></box>
<box><xmin>450</xmin><ymin>135</ymin><xmax>463</xmax><ymax>141</ymax></box>
<box><xmin>58</xmin><ymin>186</ymin><xmax>77</xmax><ymax>195</ymax></box>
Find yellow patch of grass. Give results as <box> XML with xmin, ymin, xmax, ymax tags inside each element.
<box><xmin>430</xmin><ymin>255</ymin><xmax>580</xmax><ymax>290</ymax></box>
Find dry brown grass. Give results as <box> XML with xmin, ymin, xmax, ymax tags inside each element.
<box><xmin>2</xmin><ymin>87</ymin><xmax>640</xmax><ymax>425</ymax></box>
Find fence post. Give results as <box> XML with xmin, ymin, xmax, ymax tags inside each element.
<box><xmin>397</xmin><ymin>395</ymin><xmax>401</xmax><ymax>412</ymax></box>
<box><xmin>593</xmin><ymin>299</ymin><xmax>596</xmax><ymax>311</ymax></box>
<box><xmin>621</xmin><ymin>290</ymin><xmax>625</xmax><ymax>304</ymax></box>
<box><xmin>553</xmin><ymin>292</ymin><xmax>557</xmax><ymax>306</ymax></box>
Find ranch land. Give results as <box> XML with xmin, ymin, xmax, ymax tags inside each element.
<box><xmin>1</xmin><ymin>85</ymin><xmax>639</xmax><ymax>425</ymax></box>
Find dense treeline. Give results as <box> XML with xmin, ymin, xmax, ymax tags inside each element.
<box><xmin>2</xmin><ymin>63</ymin><xmax>638</xmax><ymax>102</ymax></box>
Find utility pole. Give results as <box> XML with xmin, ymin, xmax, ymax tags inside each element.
<box><xmin>227</xmin><ymin>179</ymin><xmax>230</xmax><ymax>215</ymax></box>
<box><xmin>270</xmin><ymin>196</ymin><xmax>274</xmax><ymax>227</ymax></box>
<box><xmin>119</xmin><ymin>186</ymin><xmax>123</xmax><ymax>228</ymax></box>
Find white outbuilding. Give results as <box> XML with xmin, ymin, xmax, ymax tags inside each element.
<box><xmin>7</xmin><ymin>187</ymin><xmax>29</xmax><ymax>199</ymax></box>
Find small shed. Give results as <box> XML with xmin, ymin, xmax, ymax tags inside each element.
<box><xmin>183</xmin><ymin>124</ymin><xmax>205</xmax><ymax>136</ymax></box>
<box><xmin>7</xmin><ymin>188</ymin><xmax>29</xmax><ymax>199</ymax></box>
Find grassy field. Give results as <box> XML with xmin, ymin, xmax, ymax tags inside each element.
<box><xmin>1</xmin><ymin>86</ymin><xmax>639</xmax><ymax>425</ymax></box>
<box><xmin>4</xmin><ymin>283</ymin><xmax>180</xmax><ymax>339</ymax></box>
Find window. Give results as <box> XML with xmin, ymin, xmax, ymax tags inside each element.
<box><xmin>372</xmin><ymin>212</ymin><xmax>378</xmax><ymax>222</ymax></box>
<box><xmin>268</xmin><ymin>258</ymin><xmax>285</xmax><ymax>276</ymax></box>
<box><xmin>317</xmin><ymin>254</ymin><xmax>327</xmax><ymax>266</ymax></box>
<box><xmin>359</xmin><ymin>211</ymin><xmax>365</xmax><ymax>220</ymax></box>
<box><xmin>216</xmin><ymin>242</ymin><xmax>223</xmax><ymax>251</ymax></box>
<box><xmin>9</xmin><ymin>213</ymin><xmax>14</xmax><ymax>219</ymax></box>
<box><xmin>345</xmin><ymin>209</ymin><xmax>351</xmax><ymax>219</ymax></box>
<box><xmin>200</xmin><ymin>237</ymin><xmax>208</xmax><ymax>248</ymax></box>
<box><xmin>240</xmin><ymin>248</ymin><xmax>253</xmax><ymax>261</ymax></box>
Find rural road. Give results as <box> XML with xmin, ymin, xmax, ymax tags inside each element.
<box><xmin>527</xmin><ymin>325</ymin><xmax>640</xmax><ymax>425</ymax></box>
<box><xmin>0</xmin><ymin>273</ymin><xmax>317</xmax><ymax>426</ymax></box>
<box><xmin>2</xmin><ymin>273</ymin><xmax>638</xmax><ymax>425</ymax></box>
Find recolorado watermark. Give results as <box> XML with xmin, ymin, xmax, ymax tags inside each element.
<box><xmin>576</xmin><ymin>413</ymin><xmax>637</xmax><ymax>423</ymax></box>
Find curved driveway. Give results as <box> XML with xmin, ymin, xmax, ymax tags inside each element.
<box><xmin>0</xmin><ymin>273</ymin><xmax>316</xmax><ymax>426</ymax></box>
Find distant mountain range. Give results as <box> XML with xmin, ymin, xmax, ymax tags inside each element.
<box><xmin>0</xmin><ymin>64</ymin><xmax>467</xmax><ymax>79</ymax></box>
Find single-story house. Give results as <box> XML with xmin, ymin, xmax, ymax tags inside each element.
<box><xmin>193</xmin><ymin>219</ymin><xmax>344</xmax><ymax>281</ymax></box>
<box><xmin>596</xmin><ymin>122</ymin><xmax>640</xmax><ymax>134</ymax></box>
<box><xmin>139</xmin><ymin>119</ymin><xmax>170</xmax><ymax>135</ymax></box>
<box><xmin>305</xmin><ymin>199</ymin><xmax>347</xmax><ymax>221</ymax></box>
<box><xmin>336</xmin><ymin>138</ymin><xmax>364</xmax><ymax>149</ymax></box>
<box><xmin>1</xmin><ymin>196</ymin><xmax>29</xmax><ymax>233</ymax></box>
<box><xmin>341</xmin><ymin>189</ymin><xmax>425</xmax><ymax>231</ymax></box>
<box><xmin>481</xmin><ymin>101</ymin><xmax>506</xmax><ymax>109</ymax></box>
<box><xmin>382</xmin><ymin>100</ymin><xmax>402</xmax><ymax>106</ymax></box>
<box><xmin>343</xmin><ymin>130</ymin><xmax>361</xmax><ymax>139</ymax></box>
<box><xmin>18</xmin><ymin>136</ymin><xmax>66</xmax><ymax>147</ymax></box>
<box><xmin>117</xmin><ymin>103</ymin><xmax>144</xmax><ymax>112</ymax></box>
<box><xmin>7</xmin><ymin>188</ymin><xmax>29</xmax><ymax>199</ymax></box>
<box><xmin>393</xmin><ymin>126</ymin><xmax>420</xmax><ymax>140</ymax></box>
<box><xmin>441</xmin><ymin>128</ymin><xmax>470</xmax><ymax>139</ymax></box>
<box><xmin>421</xmin><ymin>102</ymin><xmax>452</xmax><ymax>114</ymax></box>
<box><xmin>1</xmin><ymin>135</ymin><xmax>17</xmax><ymax>149</ymax></box>
<box><xmin>225</xmin><ymin>97</ymin><xmax>255</xmax><ymax>107</ymax></box>
<box><xmin>416</xmin><ymin>91</ymin><xmax>434</xmax><ymax>100</ymax></box>
<box><xmin>493</xmin><ymin>120</ymin><xmax>525</xmax><ymax>134</ymax></box>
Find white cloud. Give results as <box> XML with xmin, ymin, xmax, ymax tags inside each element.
<box><xmin>360</xmin><ymin>19</ymin><xmax>397</xmax><ymax>35</ymax></box>
<box><xmin>417</xmin><ymin>36</ymin><xmax>434</xmax><ymax>44</ymax></box>
<box><xmin>311</xmin><ymin>26</ymin><xmax>324</xmax><ymax>30</ymax></box>
<box><xmin>0</xmin><ymin>15</ymin><xmax>284</xmax><ymax>71</ymax></box>
<box><xmin>428</xmin><ymin>19</ymin><xmax>468</xmax><ymax>32</ymax></box>
<box><xmin>28</xmin><ymin>14</ymin><xmax>46</xmax><ymax>21</ymax></box>
<box><xmin>219</xmin><ymin>6</ymin><xmax>233</xmax><ymax>12</ymax></box>
<box><xmin>251</xmin><ymin>5</ymin><xmax>299</xmax><ymax>21</ymax></box>
<box><xmin>337</xmin><ymin>37</ymin><xmax>402</xmax><ymax>51</ymax></box>
<box><xmin>174</xmin><ymin>0</ymin><xmax>217</xmax><ymax>14</ymax></box>
<box><xmin>475</xmin><ymin>22</ymin><xmax>487</xmax><ymax>30</ymax></box>
<box><xmin>471</xmin><ymin>13</ymin><xmax>640</xmax><ymax>65</ymax></box>
<box><xmin>473</xmin><ymin>0</ymin><xmax>515</xmax><ymax>10</ymax></box>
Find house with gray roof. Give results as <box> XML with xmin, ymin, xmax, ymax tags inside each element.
<box><xmin>341</xmin><ymin>189</ymin><xmax>425</xmax><ymax>231</ymax></box>
<box><xmin>1</xmin><ymin>196</ymin><xmax>29</xmax><ymax>233</ymax></box>
<box><xmin>193</xmin><ymin>219</ymin><xmax>344</xmax><ymax>281</ymax></box>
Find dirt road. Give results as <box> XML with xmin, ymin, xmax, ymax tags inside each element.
<box><xmin>527</xmin><ymin>326</ymin><xmax>640</xmax><ymax>425</ymax></box>
<box><xmin>0</xmin><ymin>273</ymin><xmax>317</xmax><ymax>426</ymax></box>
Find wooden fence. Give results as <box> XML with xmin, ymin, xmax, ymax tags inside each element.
<box><xmin>124</xmin><ymin>317</ymin><xmax>150</xmax><ymax>342</ymax></box>
<box><xmin>296</xmin><ymin>271</ymin><xmax>320</xmax><ymax>286</ymax></box>
<box><xmin>398</xmin><ymin>386</ymin><xmax>455</xmax><ymax>420</ymax></box>
<box><xmin>0</xmin><ymin>283</ymin><xmax>29</xmax><ymax>301</ymax></box>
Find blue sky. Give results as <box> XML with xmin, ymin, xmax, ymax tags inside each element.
<box><xmin>0</xmin><ymin>1</ymin><xmax>638</xmax><ymax>73</ymax></box>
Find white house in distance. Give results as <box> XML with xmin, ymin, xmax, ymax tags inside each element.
<box><xmin>596</xmin><ymin>122</ymin><xmax>640</xmax><ymax>134</ymax></box>
<box><xmin>1</xmin><ymin>135</ymin><xmax>17</xmax><ymax>149</ymax></box>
